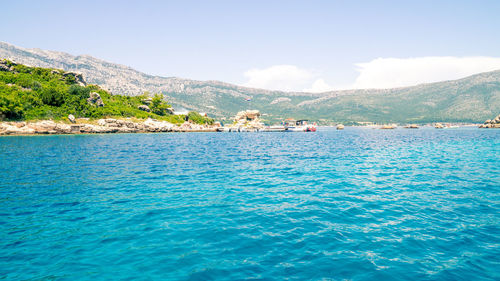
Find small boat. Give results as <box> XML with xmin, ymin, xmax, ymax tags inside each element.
<box><xmin>337</xmin><ymin>124</ymin><xmax>344</xmax><ymax>130</ymax></box>
<box><xmin>444</xmin><ymin>124</ymin><xmax>459</xmax><ymax>129</ymax></box>
<box><xmin>283</xmin><ymin>119</ymin><xmax>317</xmax><ymax>132</ymax></box>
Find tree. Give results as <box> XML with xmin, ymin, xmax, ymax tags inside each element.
<box><xmin>150</xmin><ymin>93</ymin><xmax>171</xmax><ymax>116</ymax></box>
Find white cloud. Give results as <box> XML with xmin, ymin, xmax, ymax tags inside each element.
<box><xmin>243</xmin><ymin>65</ymin><xmax>315</xmax><ymax>92</ymax></box>
<box><xmin>242</xmin><ymin>65</ymin><xmax>335</xmax><ymax>93</ymax></box>
<box><xmin>352</xmin><ymin>56</ymin><xmax>500</xmax><ymax>89</ymax></box>
<box><xmin>241</xmin><ymin>57</ymin><xmax>500</xmax><ymax>93</ymax></box>
<box><xmin>303</xmin><ymin>79</ymin><xmax>334</xmax><ymax>93</ymax></box>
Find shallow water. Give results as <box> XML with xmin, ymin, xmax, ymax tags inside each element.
<box><xmin>0</xmin><ymin>128</ymin><xmax>499</xmax><ymax>280</ymax></box>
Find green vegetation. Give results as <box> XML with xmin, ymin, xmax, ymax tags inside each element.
<box><xmin>149</xmin><ymin>93</ymin><xmax>172</xmax><ymax>116</ymax></box>
<box><xmin>0</xmin><ymin>60</ymin><xmax>213</xmax><ymax>125</ymax></box>
<box><xmin>164</xmin><ymin>76</ymin><xmax>500</xmax><ymax>124</ymax></box>
<box><xmin>187</xmin><ymin>111</ymin><xmax>214</xmax><ymax>125</ymax></box>
<box><xmin>3</xmin><ymin>42</ymin><xmax>499</xmax><ymax>124</ymax></box>
<box><xmin>159</xmin><ymin>73</ymin><xmax>500</xmax><ymax>125</ymax></box>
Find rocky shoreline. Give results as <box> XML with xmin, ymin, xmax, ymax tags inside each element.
<box><xmin>0</xmin><ymin>118</ymin><xmax>219</xmax><ymax>135</ymax></box>
<box><xmin>479</xmin><ymin>114</ymin><xmax>500</xmax><ymax>128</ymax></box>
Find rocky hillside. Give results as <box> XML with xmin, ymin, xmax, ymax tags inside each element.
<box><xmin>1</xmin><ymin>41</ymin><xmax>499</xmax><ymax>124</ymax></box>
<box><xmin>0</xmin><ymin>60</ymin><xmax>214</xmax><ymax>126</ymax></box>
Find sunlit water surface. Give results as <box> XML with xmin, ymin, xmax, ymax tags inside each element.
<box><xmin>1</xmin><ymin>128</ymin><xmax>499</xmax><ymax>280</ymax></box>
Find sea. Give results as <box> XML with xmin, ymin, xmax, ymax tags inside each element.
<box><xmin>0</xmin><ymin>127</ymin><xmax>499</xmax><ymax>280</ymax></box>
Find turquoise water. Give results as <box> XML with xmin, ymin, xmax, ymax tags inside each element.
<box><xmin>0</xmin><ymin>128</ymin><xmax>499</xmax><ymax>280</ymax></box>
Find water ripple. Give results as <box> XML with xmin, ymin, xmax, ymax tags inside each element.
<box><xmin>0</xmin><ymin>128</ymin><xmax>499</xmax><ymax>280</ymax></box>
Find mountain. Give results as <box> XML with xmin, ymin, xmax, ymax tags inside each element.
<box><xmin>1</xmin><ymin>41</ymin><xmax>499</xmax><ymax>124</ymax></box>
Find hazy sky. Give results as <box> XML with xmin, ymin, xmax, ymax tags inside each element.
<box><xmin>2</xmin><ymin>0</ymin><xmax>500</xmax><ymax>91</ymax></box>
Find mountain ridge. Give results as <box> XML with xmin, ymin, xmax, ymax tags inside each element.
<box><xmin>1</xmin><ymin>41</ymin><xmax>499</xmax><ymax>123</ymax></box>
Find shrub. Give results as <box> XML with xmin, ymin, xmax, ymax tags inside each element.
<box><xmin>16</xmin><ymin>75</ymin><xmax>36</xmax><ymax>89</ymax></box>
<box><xmin>68</xmin><ymin>84</ymin><xmax>90</xmax><ymax>98</ymax></box>
<box><xmin>65</xmin><ymin>75</ymin><xmax>76</xmax><ymax>84</ymax></box>
<box><xmin>187</xmin><ymin>111</ymin><xmax>214</xmax><ymax>125</ymax></box>
<box><xmin>40</xmin><ymin>87</ymin><xmax>65</xmax><ymax>106</ymax></box>
<box><xmin>0</xmin><ymin>94</ymin><xmax>24</xmax><ymax>119</ymax></box>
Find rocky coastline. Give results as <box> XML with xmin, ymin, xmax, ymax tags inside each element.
<box><xmin>479</xmin><ymin>114</ymin><xmax>500</xmax><ymax>128</ymax></box>
<box><xmin>0</xmin><ymin>118</ymin><xmax>219</xmax><ymax>136</ymax></box>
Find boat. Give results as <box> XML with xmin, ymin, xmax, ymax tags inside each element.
<box><xmin>337</xmin><ymin>124</ymin><xmax>344</xmax><ymax>130</ymax></box>
<box><xmin>283</xmin><ymin>119</ymin><xmax>317</xmax><ymax>132</ymax></box>
<box><xmin>444</xmin><ymin>124</ymin><xmax>459</xmax><ymax>129</ymax></box>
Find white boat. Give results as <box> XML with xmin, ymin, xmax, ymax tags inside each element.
<box><xmin>283</xmin><ymin>119</ymin><xmax>317</xmax><ymax>132</ymax></box>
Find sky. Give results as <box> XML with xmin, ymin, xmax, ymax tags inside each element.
<box><xmin>2</xmin><ymin>0</ymin><xmax>500</xmax><ymax>92</ymax></box>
